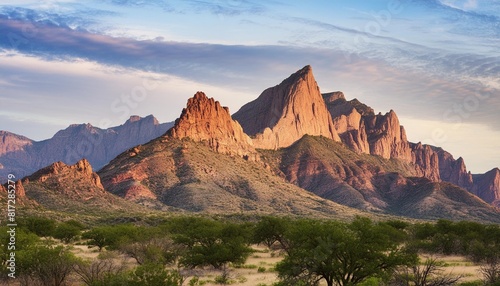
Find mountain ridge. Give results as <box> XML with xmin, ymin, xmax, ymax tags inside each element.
<box><xmin>2</xmin><ymin>65</ymin><xmax>499</xmax><ymax>221</ymax></box>
<box><xmin>0</xmin><ymin>115</ymin><xmax>174</xmax><ymax>181</ymax></box>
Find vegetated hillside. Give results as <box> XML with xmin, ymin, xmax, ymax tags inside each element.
<box><xmin>260</xmin><ymin>135</ymin><xmax>417</xmax><ymax>210</ymax></box>
<box><xmin>392</xmin><ymin>181</ymin><xmax>500</xmax><ymax>223</ymax></box>
<box><xmin>260</xmin><ymin>135</ymin><xmax>500</xmax><ymax>223</ymax></box>
<box><xmin>17</xmin><ymin>159</ymin><xmax>157</xmax><ymax>216</ymax></box>
<box><xmin>99</xmin><ymin>137</ymin><xmax>364</xmax><ymax>219</ymax></box>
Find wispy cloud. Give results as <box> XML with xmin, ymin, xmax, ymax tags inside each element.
<box><xmin>0</xmin><ymin>0</ymin><xmax>498</xmax><ymax>172</ymax></box>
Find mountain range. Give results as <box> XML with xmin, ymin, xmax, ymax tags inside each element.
<box><xmin>1</xmin><ymin>65</ymin><xmax>499</xmax><ymax>222</ymax></box>
<box><xmin>0</xmin><ymin>115</ymin><xmax>173</xmax><ymax>181</ymax></box>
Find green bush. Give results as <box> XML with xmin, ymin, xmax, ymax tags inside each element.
<box><xmin>53</xmin><ymin>222</ymin><xmax>81</xmax><ymax>243</ymax></box>
<box><xmin>19</xmin><ymin>217</ymin><xmax>57</xmax><ymax>237</ymax></box>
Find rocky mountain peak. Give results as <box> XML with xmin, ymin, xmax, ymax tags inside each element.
<box><xmin>168</xmin><ymin>92</ymin><xmax>258</xmax><ymax>160</ymax></box>
<box><xmin>233</xmin><ymin>65</ymin><xmax>340</xmax><ymax>149</ymax></box>
<box><xmin>0</xmin><ymin>131</ymin><xmax>33</xmax><ymax>156</ymax></box>
<box><xmin>127</xmin><ymin>115</ymin><xmax>142</xmax><ymax>123</ymax></box>
<box><xmin>54</xmin><ymin>123</ymin><xmax>97</xmax><ymax>138</ymax></box>
<box><xmin>363</xmin><ymin>110</ymin><xmax>411</xmax><ymax>160</ymax></box>
<box><xmin>473</xmin><ymin>167</ymin><xmax>500</xmax><ymax>207</ymax></box>
<box><xmin>494</xmin><ymin>168</ymin><xmax>500</xmax><ymax>176</ymax></box>
<box><xmin>411</xmin><ymin>142</ymin><xmax>440</xmax><ymax>182</ymax></box>
<box><xmin>322</xmin><ymin>91</ymin><xmax>346</xmax><ymax>104</ymax></box>
<box><xmin>286</xmin><ymin>64</ymin><xmax>312</xmax><ymax>82</ymax></box>
<box><xmin>124</xmin><ymin>114</ymin><xmax>159</xmax><ymax>125</ymax></box>
<box><xmin>74</xmin><ymin>158</ymin><xmax>93</xmax><ymax>175</ymax></box>
<box><xmin>27</xmin><ymin>158</ymin><xmax>102</xmax><ymax>188</ymax></box>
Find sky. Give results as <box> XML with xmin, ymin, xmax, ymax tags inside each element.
<box><xmin>0</xmin><ymin>0</ymin><xmax>498</xmax><ymax>173</ymax></box>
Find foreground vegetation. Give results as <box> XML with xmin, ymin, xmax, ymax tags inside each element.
<box><xmin>1</xmin><ymin>215</ymin><xmax>500</xmax><ymax>285</ymax></box>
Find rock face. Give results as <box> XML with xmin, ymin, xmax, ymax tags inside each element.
<box><xmin>27</xmin><ymin>159</ymin><xmax>103</xmax><ymax>191</ymax></box>
<box><xmin>18</xmin><ymin>158</ymin><xmax>141</xmax><ymax>213</ymax></box>
<box><xmin>323</xmin><ymin>93</ymin><xmax>411</xmax><ymax>161</ymax></box>
<box><xmin>0</xmin><ymin>179</ymin><xmax>33</xmax><ymax>207</ymax></box>
<box><xmin>433</xmin><ymin>148</ymin><xmax>474</xmax><ymax>190</ymax></box>
<box><xmin>411</xmin><ymin>143</ymin><xmax>440</xmax><ymax>182</ymax></box>
<box><xmin>0</xmin><ymin>131</ymin><xmax>33</xmax><ymax>155</ymax></box>
<box><xmin>167</xmin><ymin>92</ymin><xmax>258</xmax><ymax>161</ymax></box>
<box><xmin>473</xmin><ymin>168</ymin><xmax>500</xmax><ymax>207</ymax></box>
<box><xmin>364</xmin><ymin>110</ymin><xmax>412</xmax><ymax>161</ymax></box>
<box><xmin>233</xmin><ymin>65</ymin><xmax>340</xmax><ymax>149</ymax></box>
<box><xmin>0</xmin><ymin>115</ymin><xmax>173</xmax><ymax>181</ymax></box>
<box><xmin>324</xmin><ymin>92</ymin><xmax>370</xmax><ymax>154</ymax></box>
<box><xmin>322</xmin><ymin>89</ymin><xmax>500</xmax><ymax>208</ymax></box>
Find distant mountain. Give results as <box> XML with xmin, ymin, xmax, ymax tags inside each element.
<box><xmin>0</xmin><ymin>115</ymin><xmax>173</xmax><ymax>181</ymax></box>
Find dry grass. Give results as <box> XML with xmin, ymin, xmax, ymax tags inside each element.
<box><xmin>66</xmin><ymin>243</ymin><xmax>485</xmax><ymax>285</ymax></box>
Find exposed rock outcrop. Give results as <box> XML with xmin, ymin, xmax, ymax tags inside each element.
<box><xmin>364</xmin><ymin>110</ymin><xmax>412</xmax><ymax>161</ymax></box>
<box><xmin>233</xmin><ymin>65</ymin><xmax>340</xmax><ymax>149</ymax></box>
<box><xmin>323</xmin><ymin>93</ymin><xmax>411</xmax><ymax>161</ymax></box>
<box><xmin>0</xmin><ymin>131</ymin><xmax>33</xmax><ymax>156</ymax></box>
<box><xmin>0</xmin><ymin>179</ymin><xmax>34</xmax><ymax>207</ymax></box>
<box><xmin>411</xmin><ymin>143</ymin><xmax>440</xmax><ymax>182</ymax></box>
<box><xmin>14</xmin><ymin>180</ymin><xmax>26</xmax><ymax>198</ymax></box>
<box><xmin>27</xmin><ymin>158</ymin><xmax>104</xmax><ymax>191</ymax></box>
<box><xmin>324</xmin><ymin>92</ymin><xmax>370</xmax><ymax>154</ymax></box>
<box><xmin>433</xmin><ymin>148</ymin><xmax>473</xmax><ymax>190</ymax></box>
<box><xmin>472</xmin><ymin>168</ymin><xmax>500</xmax><ymax>207</ymax></box>
<box><xmin>167</xmin><ymin>92</ymin><xmax>258</xmax><ymax>161</ymax></box>
<box><xmin>17</xmin><ymin>158</ymin><xmax>143</xmax><ymax>213</ymax></box>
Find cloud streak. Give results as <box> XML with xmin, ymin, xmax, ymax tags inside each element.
<box><xmin>0</xmin><ymin>1</ymin><xmax>498</xmax><ymax>172</ymax></box>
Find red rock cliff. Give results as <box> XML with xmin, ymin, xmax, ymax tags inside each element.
<box><xmin>233</xmin><ymin>65</ymin><xmax>340</xmax><ymax>149</ymax></box>
<box><xmin>167</xmin><ymin>92</ymin><xmax>258</xmax><ymax>161</ymax></box>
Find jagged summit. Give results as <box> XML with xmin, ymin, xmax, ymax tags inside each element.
<box><xmin>0</xmin><ymin>115</ymin><xmax>173</xmax><ymax>181</ymax></box>
<box><xmin>127</xmin><ymin>115</ymin><xmax>142</xmax><ymax>123</ymax></box>
<box><xmin>27</xmin><ymin>158</ymin><xmax>101</xmax><ymax>187</ymax></box>
<box><xmin>124</xmin><ymin>114</ymin><xmax>159</xmax><ymax>125</ymax></box>
<box><xmin>0</xmin><ymin>131</ymin><xmax>33</xmax><ymax>155</ymax></box>
<box><xmin>17</xmin><ymin>158</ymin><xmax>145</xmax><ymax>213</ymax></box>
<box><xmin>167</xmin><ymin>92</ymin><xmax>258</xmax><ymax>160</ymax></box>
<box><xmin>473</xmin><ymin>167</ymin><xmax>500</xmax><ymax>207</ymax></box>
<box><xmin>322</xmin><ymin>91</ymin><xmax>346</xmax><ymax>103</ymax></box>
<box><xmin>233</xmin><ymin>65</ymin><xmax>340</xmax><ymax>149</ymax></box>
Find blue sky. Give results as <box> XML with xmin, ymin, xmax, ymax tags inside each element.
<box><xmin>0</xmin><ymin>0</ymin><xmax>498</xmax><ymax>173</ymax></box>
